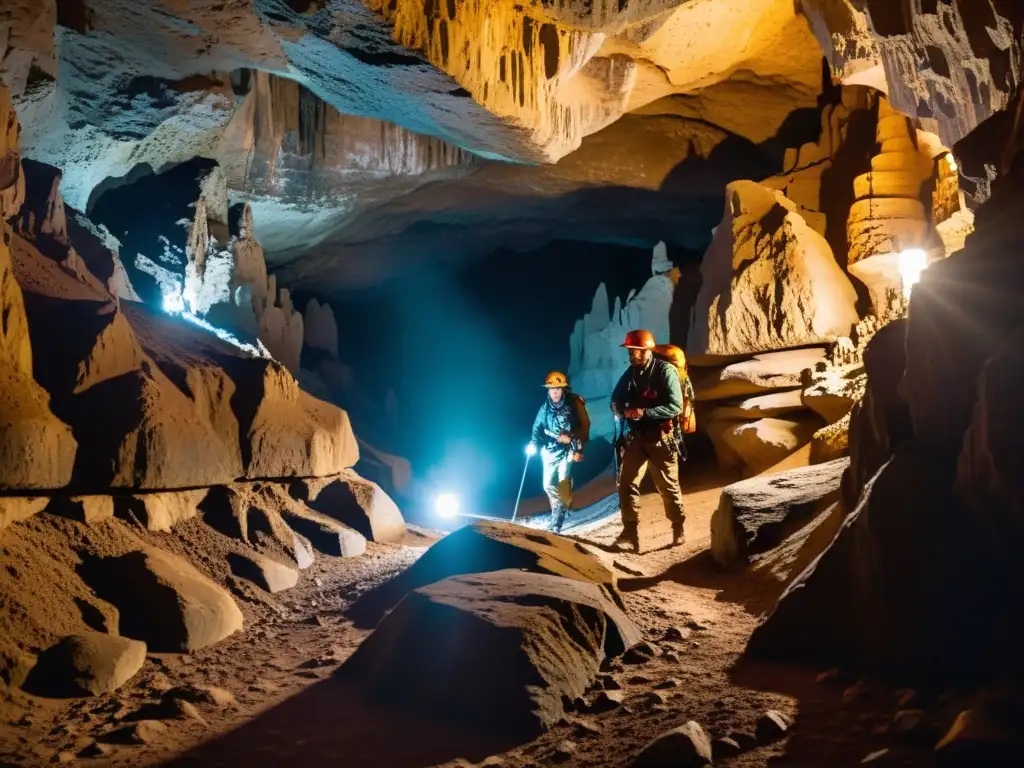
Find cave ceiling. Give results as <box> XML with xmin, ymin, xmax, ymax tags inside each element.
<box><xmin>1</xmin><ymin>0</ymin><xmax>1020</xmax><ymax>293</ymax></box>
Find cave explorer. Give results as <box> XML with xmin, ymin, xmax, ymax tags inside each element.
<box><xmin>610</xmin><ymin>329</ymin><xmax>687</xmax><ymax>552</ymax></box>
<box><xmin>530</xmin><ymin>372</ymin><xmax>590</xmax><ymax>534</ymax></box>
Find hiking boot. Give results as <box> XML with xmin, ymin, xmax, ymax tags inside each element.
<box><xmin>612</xmin><ymin>521</ymin><xmax>640</xmax><ymax>553</ymax></box>
<box><xmin>549</xmin><ymin>508</ymin><xmax>567</xmax><ymax>535</ymax></box>
<box><xmin>671</xmin><ymin>519</ymin><xmax>685</xmax><ymax>547</ymax></box>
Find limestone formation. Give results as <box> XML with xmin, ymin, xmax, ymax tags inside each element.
<box><xmin>0</xmin><ymin>496</ymin><xmax>48</xmax><ymax>532</ymax></box>
<box><xmin>688</xmin><ymin>180</ymin><xmax>859</xmax><ymax>358</ymax></box>
<box><xmin>118</xmin><ymin>490</ymin><xmax>208</xmax><ymax>533</ymax></box>
<box><xmin>340</xmin><ymin>569</ymin><xmax>640</xmax><ymax>738</ymax></box>
<box><xmin>348</xmin><ymin>521</ymin><xmax>619</xmax><ymax>628</ymax></box>
<box><xmin>84</xmin><ymin>546</ymin><xmax>244</xmax><ymax>653</ymax></box>
<box><xmin>846</xmin><ymin>99</ymin><xmax>945</xmax><ymax>312</ymax></box>
<box><xmin>711</xmin><ymin>458</ymin><xmax>849</xmax><ymax>566</ymax></box>
<box><xmin>568</xmin><ymin>246</ymin><xmax>676</xmax><ymax>438</ymax></box>
<box><xmin>295</xmin><ymin>471</ymin><xmax>407</xmax><ymax>544</ymax></box>
<box><xmin>26</xmin><ymin>632</ymin><xmax>146</xmax><ymax>697</ymax></box>
<box><xmin>801</xmin><ymin>364</ymin><xmax>866</xmax><ymax>425</ymax></box>
<box><xmin>801</xmin><ymin>0</ymin><xmax>1023</xmax><ymax>149</ymax></box>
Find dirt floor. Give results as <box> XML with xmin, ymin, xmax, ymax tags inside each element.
<box><xmin>0</xmin><ymin>460</ymin><xmax>940</xmax><ymax>767</ymax></box>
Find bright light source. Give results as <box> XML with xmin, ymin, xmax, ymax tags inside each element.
<box><xmin>946</xmin><ymin>152</ymin><xmax>958</xmax><ymax>173</ymax></box>
<box><xmin>898</xmin><ymin>248</ymin><xmax>928</xmax><ymax>298</ymax></box>
<box><xmin>525</xmin><ymin>443</ymin><xmax>537</xmax><ymax>457</ymax></box>
<box><xmin>434</xmin><ymin>492</ymin><xmax>461</xmax><ymax>519</ymax></box>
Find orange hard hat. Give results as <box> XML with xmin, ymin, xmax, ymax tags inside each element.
<box><xmin>544</xmin><ymin>371</ymin><xmax>569</xmax><ymax>388</ymax></box>
<box><xmin>621</xmin><ymin>329</ymin><xmax>656</xmax><ymax>349</ymax></box>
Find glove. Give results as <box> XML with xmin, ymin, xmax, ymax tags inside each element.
<box><xmin>625</xmin><ymin>408</ymin><xmax>644</xmax><ymax>421</ymax></box>
<box><xmin>556</xmin><ymin>433</ymin><xmax>572</xmax><ymax>445</ymax></box>
<box><xmin>571</xmin><ymin>452</ymin><xmax>583</xmax><ymax>463</ymax></box>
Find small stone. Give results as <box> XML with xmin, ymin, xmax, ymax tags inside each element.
<box><xmin>296</xmin><ymin>670</ymin><xmax>322</xmax><ymax>679</ymax></box>
<box><xmin>622</xmin><ymin>642</ymin><xmax>657</xmax><ymax>665</ymax></box>
<box><xmin>727</xmin><ymin>731</ymin><xmax>757</xmax><ymax>751</ymax></box>
<box><xmin>842</xmin><ymin>680</ymin><xmax>868</xmax><ymax>704</ymax></box>
<box><xmin>661</xmin><ymin>651</ymin><xmax>681</xmax><ymax>664</ymax></box>
<box><xmin>683</xmin><ymin>619</ymin><xmax>706</xmax><ymax>631</ymax></box>
<box><xmin>626</xmin><ymin>675</ymin><xmax>651</xmax><ymax>685</ymax></box>
<box><xmin>480</xmin><ymin>757</ymin><xmax>505</xmax><ymax>767</ymax></box>
<box><xmin>56</xmin><ymin>751</ymin><xmax>77</xmax><ymax>764</ymax></box>
<box><xmin>101</xmin><ymin>719</ymin><xmax>169</xmax><ymax>745</ymax></box>
<box><xmin>654</xmin><ymin>679</ymin><xmax>680</xmax><ymax>690</ymax></box>
<box><xmin>756</xmin><ymin>710</ymin><xmax>791</xmax><ymax>743</ymax></box>
<box><xmin>635</xmin><ymin>691</ymin><xmax>669</xmax><ymax>706</ymax></box>
<box><xmin>712</xmin><ymin>736</ymin><xmax>742</xmax><ymax>758</ymax></box>
<box><xmin>167</xmin><ymin>699</ymin><xmax>207</xmax><ymax>725</ymax></box>
<box><xmin>663</xmin><ymin>627</ymin><xmax>691</xmax><ymax>642</ymax></box>
<box><xmin>589</xmin><ymin>690</ymin><xmax>624</xmax><ymax>713</ymax></box>
<box><xmin>632</xmin><ymin>721</ymin><xmax>712</xmax><ymax>767</ymax></box>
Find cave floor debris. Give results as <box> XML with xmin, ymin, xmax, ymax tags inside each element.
<box><xmin>1</xmin><ymin>465</ymin><xmax>936</xmax><ymax>768</ymax></box>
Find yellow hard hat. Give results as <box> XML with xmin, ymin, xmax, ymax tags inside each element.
<box><xmin>544</xmin><ymin>371</ymin><xmax>569</xmax><ymax>388</ymax></box>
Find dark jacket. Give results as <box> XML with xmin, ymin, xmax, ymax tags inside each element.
<box><xmin>611</xmin><ymin>358</ymin><xmax>683</xmax><ymax>438</ymax></box>
<box><xmin>532</xmin><ymin>395</ymin><xmax>586</xmax><ymax>454</ymax></box>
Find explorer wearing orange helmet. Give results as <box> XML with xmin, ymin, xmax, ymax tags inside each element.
<box><xmin>529</xmin><ymin>371</ymin><xmax>590</xmax><ymax>533</ymax></box>
<box><xmin>610</xmin><ymin>329</ymin><xmax>686</xmax><ymax>552</ymax></box>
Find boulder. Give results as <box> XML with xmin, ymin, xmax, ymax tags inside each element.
<box><xmin>340</xmin><ymin>569</ymin><xmax>640</xmax><ymax>739</ymax></box>
<box><xmin>295</xmin><ymin>470</ymin><xmax>406</xmax><ymax>543</ymax></box>
<box><xmin>720</xmin><ymin>415</ymin><xmax>823</xmax><ymax>475</ymax></box>
<box><xmin>935</xmin><ymin>708</ymin><xmax>1024</xmax><ymax>766</ymax></box>
<box><xmin>117</xmin><ymin>490</ymin><xmax>208</xmax><ymax>532</ymax></box>
<box><xmin>24</xmin><ymin>631</ymin><xmax>146</xmax><ymax>697</ymax></box>
<box><xmin>691</xmin><ymin>348</ymin><xmax>826</xmax><ymax>402</ymax></box>
<box><xmin>0</xmin><ymin>86</ymin><xmax>25</xmax><ymax>219</ymax></box>
<box><xmin>348</xmin><ymin>521</ymin><xmax>619</xmax><ymax>628</ymax></box>
<box><xmin>688</xmin><ymin>181</ymin><xmax>858</xmax><ymax>358</ymax></box>
<box><xmin>711</xmin><ymin>458</ymin><xmax>849</xmax><ymax>566</ymax></box>
<box><xmin>82</xmin><ymin>545</ymin><xmax>243</xmax><ymax>653</ymax></box>
<box><xmin>746</xmin><ymin>446</ymin><xmax>1006</xmax><ymax>685</ymax></box>
<box><xmin>631</xmin><ymin>721</ymin><xmax>713</xmax><ymax>767</ymax></box>
<box><xmin>0</xmin><ymin>496</ymin><xmax>48</xmax><ymax>533</ymax></box>
<box><xmin>227</xmin><ymin>551</ymin><xmax>299</xmax><ymax>594</ymax></box>
<box><xmin>278</xmin><ymin>505</ymin><xmax>366</xmax><ymax>558</ymax></box>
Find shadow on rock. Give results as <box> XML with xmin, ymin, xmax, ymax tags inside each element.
<box><xmin>158</xmin><ymin>676</ymin><xmax>518</xmax><ymax>768</ymax></box>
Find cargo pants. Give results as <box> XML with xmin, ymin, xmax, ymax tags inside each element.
<box><xmin>541</xmin><ymin>447</ymin><xmax>573</xmax><ymax>516</ymax></box>
<box><xmin>617</xmin><ymin>436</ymin><xmax>685</xmax><ymax>525</ymax></box>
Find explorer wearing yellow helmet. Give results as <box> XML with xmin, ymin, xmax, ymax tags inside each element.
<box><xmin>529</xmin><ymin>371</ymin><xmax>590</xmax><ymax>533</ymax></box>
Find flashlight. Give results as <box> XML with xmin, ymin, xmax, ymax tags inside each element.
<box><xmin>525</xmin><ymin>443</ymin><xmax>537</xmax><ymax>457</ymax></box>
<box><xmin>433</xmin><ymin>492</ymin><xmax>461</xmax><ymax>519</ymax></box>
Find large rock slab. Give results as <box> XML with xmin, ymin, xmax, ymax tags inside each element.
<box><xmin>720</xmin><ymin>415</ymin><xmax>823</xmax><ymax>476</ymax></box>
<box><xmin>295</xmin><ymin>470</ymin><xmax>406</xmax><ymax>543</ymax></box>
<box><xmin>278</xmin><ymin>505</ymin><xmax>367</xmax><ymax>558</ymax></box>
<box><xmin>747</xmin><ymin>447</ymin><xmax>1007</xmax><ymax>685</ymax></box>
<box><xmin>348</xmin><ymin>521</ymin><xmax>619</xmax><ymax>628</ymax></box>
<box><xmin>688</xmin><ymin>180</ymin><xmax>858</xmax><ymax>357</ymax></box>
<box><xmin>339</xmin><ymin>569</ymin><xmax>640</xmax><ymax>738</ymax></box>
<box><xmin>227</xmin><ymin>551</ymin><xmax>299</xmax><ymax>594</ymax></box>
<box><xmin>710</xmin><ymin>389</ymin><xmax>805</xmax><ymax>420</ymax></box>
<box><xmin>801</xmin><ymin>364</ymin><xmax>865</xmax><ymax>424</ymax></box>
<box><xmin>82</xmin><ymin>546</ymin><xmax>243</xmax><ymax>653</ymax></box>
<box><xmin>691</xmin><ymin>348</ymin><xmax>826</xmax><ymax>402</ymax></box>
<box><xmin>25</xmin><ymin>631</ymin><xmax>146</xmax><ymax>697</ymax></box>
<box><xmin>711</xmin><ymin>457</ymin><xmax>849</xmax><ymax>566</ymax></box>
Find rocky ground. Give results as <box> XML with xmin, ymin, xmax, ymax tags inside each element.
<box><xmin>0</xmin><ymin>461</ymin><xmax>948</xmax><ymax>768</ymax></box>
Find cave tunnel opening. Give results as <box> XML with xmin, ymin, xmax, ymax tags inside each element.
<box><xmin>300</xmin><ymin>238</ymin><xmax>704</xmax><ymax>517</ymax></box>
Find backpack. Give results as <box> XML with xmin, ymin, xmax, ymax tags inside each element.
<box><xmin>569</xmin><ymin>392</ymin><xmax>591</xmax><ymax>443</ymax></box>
<box><xmin>653</xmin><ymin>344</ymin><xmax>696</xmax><ymax>434</ymax></box>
